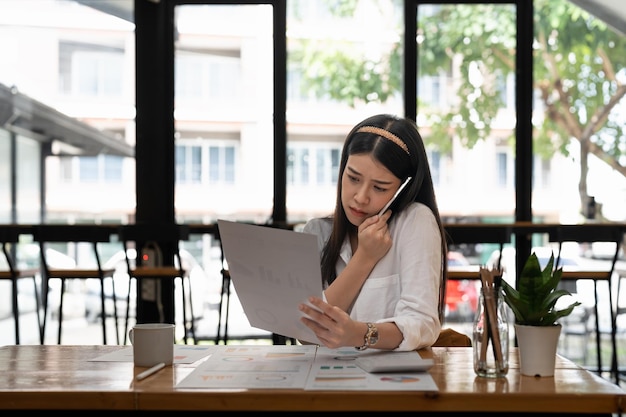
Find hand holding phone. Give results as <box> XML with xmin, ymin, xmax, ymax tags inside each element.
<box><xmin>378</xmin><ymin>176</ymin><xmax>412</xmax><ymax>216</ymax></box>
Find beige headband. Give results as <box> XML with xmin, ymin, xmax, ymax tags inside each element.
<box><xmin>356</xmin><ymin>126</ymin><xmax>410</xmax><ymax>155</ymax></box>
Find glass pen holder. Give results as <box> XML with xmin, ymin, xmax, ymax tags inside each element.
<box><xmin>472</xmin><ymin>286</ymin><xmax>509</xmax><ymax>378</ymax></box>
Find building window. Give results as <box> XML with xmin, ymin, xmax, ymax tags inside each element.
<box><xmin>59</xmin><ymin>41</ymin><xmax>124</xmax><ymax>97</ymax></box>
<box><xmin>418</xmin><ymin>74</ymin><xmax>447</xmax><ymax>108</ymax></box>
<box><xmin>288</xmin><ymin>144</ymin><xmax>341</xmax><ymax>186</ymax></box>
<box><xmin>428</xmin><ymin>149</ymin><xmax>441</xmax><ymax>187</ymax></box>
<box><xmin>533</xmin><ymin>156</ymin><xmax>552</xmax><ymax>190</ymax></box>
<box><xmin>175</xmin><ymin>52</ymin><xmax>241</xmax><ymax>103</ymax></box>
<box><xmin>175</xmin><ymin>142</ymin><xmax>236</xmax><ymax>185</ymax></box>
<box><xmin>208</xmin><ymin>145</ymin><xmax>235</xmax><ymax>184</ymax></box>
<box><xmin>496</xmin><ymin>151</ymin><xmax>509</xmax><ymax>188</ymax></box>
<box><xmin>78</xmin><ymin>155</ymin><xmax>123</xmax><ymax>183</ymax></box>
<box><xmin>176</xmin><ymin>145</ymin><xmax>202</xmax><ymax>184</ymax></box>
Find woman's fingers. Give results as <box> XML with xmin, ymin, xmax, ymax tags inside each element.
<box><xmin>299</xmin><ymin>297</ymin><xmax>354</xmax><ymax>349</ymax></box>
<box><xmin>299</xmin><ymin>297</ymin><xmax>344</xmax><ymax>334</ymax></box>
<box><xmin>299</xmin><ymin>297</ymin><xmax>332</xmax><ymax>324</ymax></box>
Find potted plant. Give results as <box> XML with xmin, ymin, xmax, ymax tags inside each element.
<box><xmin>500</xmin><ymin>251</ymin><xmax>581</xmax><ymax>377</ymax></box>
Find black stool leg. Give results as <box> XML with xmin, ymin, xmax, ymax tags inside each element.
<box><xmin>223</xmin><ymin>275</ymin><xmax>232</xmax><ymax>344</ymax></box>
<box><xmin>593</xmin><ymin>282</ymin><xmax>601</xmax><ymax>375</ymax></box>
<box><xmin>111</xmin><ymin>277</ymin><xmax>120</xmax><ymax>345</ymax></box>
<box><xmin>608</xmin><ymin>280</ymin><xmax>618</xmax><ymax>385</ymax></box>
<box><xmin>57</xmin><ymin>278</ymin><xmax>65</xmax><ymax>345</ymax></box>
<box><xmin>12</xmin><ymin>279</ymin><xmax>19</xmax><ymax>344</ymax></box>
<box><xmin>99</xmin><ymin>277</ymin><xmax>107</xmax><ymax>345</ymax></box>
<box><xmin>32</xmin><ymin>275</ymin><xmax>43</xmax><ymax>344</ymax></box>
<box><xmin>181</xmin><ymin>275</ymin><xmax>196</xmax><ymax>344</ymax></box>
<box><xmin>180</xmin><ymin>277</ymin><xmax>189</xmax><ymax>344</ymax></box>
<box><xmin>123</xmin><ymin>277</ymin><xmax>133</xmax><ymax>345</ymax></box>
<box><xmin>215</xmin><ymin>270</ymin><xmax>229</xmax><ymax>344</ymax></box>
<box><xmin>40</xmin><ymin>278</ymin><xmax>49</xmax><ymax>344</ymax></box>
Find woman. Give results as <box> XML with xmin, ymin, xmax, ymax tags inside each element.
<box><xmin>299</xmin><ymin>114</ymin><xmax>447</xmax><ymax>351</ymax></box>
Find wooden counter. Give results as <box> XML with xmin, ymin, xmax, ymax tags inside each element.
<box><xmin>0</xmin><ymin>345</ymin><xmax>623</xmax><ymax>413</ymax></box>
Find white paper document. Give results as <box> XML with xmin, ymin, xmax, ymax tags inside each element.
<box><xmin>175</xmin><ymin>345</ymin><xmax>439</xmax><ymax>392</ymax></box>
<box><xmin>217</xmin><ymin>220</ymin><xmax>324</xmax><ymax>344</ymax></box>
<box><xmin>354</xmin><ymin>351</ymin><xmax>434</xmax><ymax>373</ymax></box>
<box><xmin>304</xmin><ymin>347</ymin><xmax>438</xmax><ymax>391</ymax></box>
<box><xmin>176</xmin><ymin>344</ymin><xmax>317</xmax><ymax>389</ymax></box>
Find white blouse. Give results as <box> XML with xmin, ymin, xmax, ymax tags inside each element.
<box><xmin>302</xmin><ymin>202</ymin><xmax>442</xmax><ymax>351</ymax></box>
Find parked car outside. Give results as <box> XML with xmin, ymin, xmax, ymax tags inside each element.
<box><xmin>445</xmin><ymin>251</ymin><xmax>479</xmax><ymax>322</ymax></box>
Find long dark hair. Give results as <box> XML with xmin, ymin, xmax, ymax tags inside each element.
<box><xmin>320</xmin><ymin>114</ymin><xmax>448</xmax><ymax>322</ymax></box>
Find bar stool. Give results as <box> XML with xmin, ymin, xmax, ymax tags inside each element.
<box><xmin>118</xmin><ymin>223</ymin><xmax>196</xmax><ymax>345</ymax></box>
<box><xmin>0</xmin><ymin>226</ymin><xmax>42</xmax><ymax>344</ymax></box>
<box><xmin>549</xmin><ymin>224</ymin><xmax>623</xmax><ymax>384</ymax></box>
<box><xmin>34</xmin><ymin>225</ymin><xmax>119</xmax><ymax>345</ymax></box>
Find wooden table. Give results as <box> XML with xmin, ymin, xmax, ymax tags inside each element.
<box><xmin>0</xmin><ymin>345</ymin><xmax>623</xmax><ymax>413</ymax></box>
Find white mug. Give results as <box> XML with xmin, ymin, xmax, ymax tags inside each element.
<box><xmin>129</xmin><ymin>323</ymin><xmax>175</xmax><ymax>367</ymax></box>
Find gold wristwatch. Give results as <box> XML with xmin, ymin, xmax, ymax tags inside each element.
<box><xmin>355</xmin><ymin>322</ymin><xmax>379</xmax><ymax>351</ymax></box>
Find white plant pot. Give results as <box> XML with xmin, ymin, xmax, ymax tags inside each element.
<box><xmin>514</xmin><ymin>323</ymin><xmax>562</xmax><ymax>377</ymax></box>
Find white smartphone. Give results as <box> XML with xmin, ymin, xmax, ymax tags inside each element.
<box><xmin>378</xmin><ymin>176</ymin><xmax>412</xmax><ymax>216</ymax></box>
<box><xmin>355</xmin><ymin>352</ymin><xmax>434</xmax><ymax>373</ymax></box>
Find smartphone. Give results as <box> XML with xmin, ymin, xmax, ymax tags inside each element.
<box><xmin>355</xmin><ymin>352</ymin><xmax>434</xmax><ymax>373</ymax></box>
<box><xmin>378</xmin><ymin>176</ymin><xmax>412</xmax><ymax>216</ymax></box>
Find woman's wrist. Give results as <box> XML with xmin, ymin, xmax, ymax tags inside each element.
<box><xmin>353</xmin><ymin>321</ymin><xmax>368</xmax><ymax>348</ymax></box>
<box><xmin>355</xmin><ymin>322</ymin><xmax>379</xmax><ymax>350</ymax></box>
<box><xmin>351</xmin><ymin>250</ymin><xmax>378</xmax><ymax>272</ymax></box>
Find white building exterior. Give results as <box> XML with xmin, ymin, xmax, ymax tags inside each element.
<box><xmin>0</xmin><ymin>0</ymin><xmax>623</xmax><ymax>227</ymax></box>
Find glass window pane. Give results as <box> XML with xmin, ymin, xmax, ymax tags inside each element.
<box><xmin>532</xmin><ymin>1</ymin><xmax>626</xmax><ymax>223</ymax></box>
<box><xmin>103</xmin><ymin>155</ymin><xmax>123</xmax><ymax>183</ymax></box>
<box><xmin>0</xmin><ymin>0</ymin><xmax>135</xmax><ymax>224</ymax></box>
<box><xmin>224</xmin><ymin>146</ymin><xmax>235</xmax><ymax>183</ymax></box>
<box><xmin>174</xmin><ymin>4</ymin><xmax>273</xmax><ymax>224</ymax></box>
<box><xmin>16</xmin><ymin>135</ymin><xmax>41</xmax><ymax>223</ymax></box>
<box><xmin>79</xmin><ymin>156</ymin><xmax>99</xmax><ymax>182</ymax></box>
<box><xmin>417</xmin><ymin>3</ymin><xmax>517</xmax><ymax>224</ymax></box>
<box><xmin>286</xmin><ymin>0</ymin><xmax>403</xmax><ymax>222</ymax></box>
<box><xmin>191</xmin><ymin>146</ymin><xmax>202</xmax><ymax>183</ymax></box>
<box><xmin>0</xmin><ymin>129</ymin><xmax>10</xmax><ymax>223</ymax></box>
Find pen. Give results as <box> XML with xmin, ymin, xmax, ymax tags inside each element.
<box><xmin>135</xmin><ymin>362</ymin><xmax>166</xmax><ymax>381</ymax></box>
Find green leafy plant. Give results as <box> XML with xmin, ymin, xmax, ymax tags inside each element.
<box><xmin>501</xmin><ymin>252</ymin><xmax>581</xmax><ymax>326</ymax></box>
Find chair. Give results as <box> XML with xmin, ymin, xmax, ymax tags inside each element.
<box><xmin>0</xmin><ymin>226</ymin><xmax>42</xmax><ymax>344</ymax></box>
<box><xmin>548</xmin><ymin>224</ymin><xmax>623</xmax><ymax>383</ymax></box>
<box><xmin>34</xmin><ymin>224</ymin><xmax>119</xmax><ymax>345</ymax></box>
<box><xmin>559</xmin><ymin>304</ymin><xmax>593</xmax><ymax>364</ymax></box>
<box><xmin>432</xmin><ymin>327</ymin><xmax>472</xmax><ymax>347</ymax></box>
<box><xmin>118</xmin><ymin>223</ymin><xmax>195</xmax><ymax>345</ymax></box>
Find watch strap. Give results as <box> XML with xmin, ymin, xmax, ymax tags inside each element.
<box><xmin>355</xmin><ymin>322</ymin><xmax>378</xmax><ymax>351</ymax></box>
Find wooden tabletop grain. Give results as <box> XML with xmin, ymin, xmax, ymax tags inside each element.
<box><xmin>0</xmin><ymin>345</ymin><xmax>623</xmax><ymax>413</ymax></box>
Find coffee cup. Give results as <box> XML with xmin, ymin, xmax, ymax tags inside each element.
<box><xmin>129</xmin><ymin>323</ymin><xmax>175</xmax><ymax>367</ymax></box>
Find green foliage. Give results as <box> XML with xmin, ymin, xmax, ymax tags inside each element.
<box><xmin>418</xmin><ymin>0</ymin><xmax>626</xmax><ymax>161</ymax></box>
<box><xmin>294</xmin><ymin>40</ymin><xmax>400</xmax><ymax>107</ymax></box>
<box><xmin>291</xmin><ymin>0</ymin><xmax>626</xmax><ymax>193</ymax></box>
<box><xmin>501</xmin><ymin>252</ymin><xmax>581</xmax><ymax>326</ymax></box>
<box><xmin>323</xmin><ymin>0</ymin><xmax>359</xmax><ymax>18</ymax></box>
